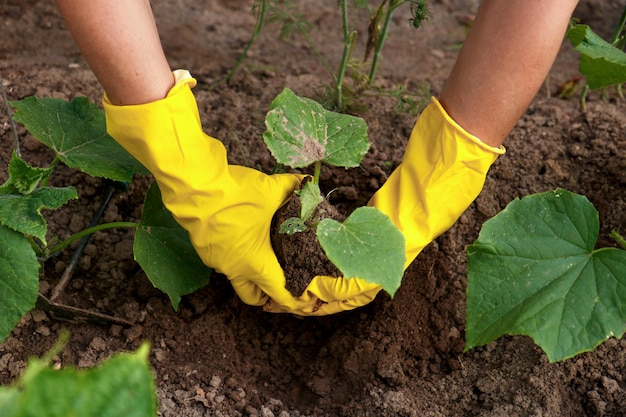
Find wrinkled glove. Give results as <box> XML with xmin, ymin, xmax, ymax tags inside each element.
<box><xmin>103</xmin><ymin>70</ymin><xmax>378</xmax><ymax>316</ymax></box>
<box><xmin>370</xmin><ymin>97</ymin><xmax>505</xmax><ymax>269</ymax></box>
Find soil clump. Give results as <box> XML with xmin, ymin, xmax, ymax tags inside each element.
<box><xmin>271</xmin><ymin>188</ymin><xmax>343</xmax><ymax>297</ymax></box>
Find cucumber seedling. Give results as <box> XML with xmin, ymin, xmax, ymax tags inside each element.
<box><xmin>263</xmin><ymin>87</ymin><xmax>405</xmax><ymax>297</ymax></box>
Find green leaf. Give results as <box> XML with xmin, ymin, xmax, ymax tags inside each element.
<box><xmin>11</xmin><ymin>97</ymin><xmax>148</xmax><ymax>182</ymax></box>
<box><xmin>0</xmin><ymin>187</ymin><xmax>77</xmax><ymax>244</ymax></box>
<box><xmin>296</xmin><ymin>180</ymin><xmax>323</xmax><ymax>222</ymax></box>
<box><xmin>134</xmin><ymin>183</ymin><xmax>212</xmax><ymax>310</ymax></box>
<box><xmin>317</xmin><ymin>206</ymin><xmax>405</xmax><ymax>296</ymax></box>
<box><xmin>279</xmin><ymin>217</ymin><xmax>308</xmax><ymax>235</ymax></box>
<box><xmin>567</xmin><ymin>24</ymin><xmax>626</xmax><ymax>89</ymax></box>
<box><xmin>0</xmin><ymin>343</ymin><xmax>157</xmax><ymax>417</ymax></box>
<box><xmin>466</xmin><ymin>189</ymin><xmax>626</xmax><ymax>362</ymax></box>
<box><xmin>263</xmin><ymin>87</ymin><xmax>369</xmax><ymax>168</ymax></box>
<box><xmin>0</xmin><ymin>388</ymin><xmax>18</xmax><ymax>416</ymax></box>
<box><xmin>0</xmin><ymin>152</ymin><xmax>53</xmax><ymax>195</ymax></box>
<box><xmin>0</xmin><ymin>225</ymin><xmax>39</xmax><ymax>344</ymax></box>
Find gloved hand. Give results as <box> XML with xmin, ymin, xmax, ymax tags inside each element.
<box><xmin>369</xmin><ymin>97</ymin><xmax>505</xmax><ymax>270</ymax></box>
<box><xmin>103</xmin><ymin>70</ymin><xmax>379</xmax><ymax>316</ymax></box>
<box><xmin>265</xmin><ymin>98</ymin><xmax>505</xmax><ymax>313</ymax></box>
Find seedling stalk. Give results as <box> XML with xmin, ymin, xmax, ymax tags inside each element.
<box><xmin>45</xmin><ymin>222</ymin><xmax>137</xmax><ymax>257</ymax></box>
<box><xmin>336</xmin><ymin>0</ymin><xmax>358</xmax><ymax>110</ymax></box>
<box><xmin>222</xmin><ymin>0</ymin><xmax>269</xmax><ymax>85</ymax></box>
<box><xmin>313</xmin><ymin>160</ymin><xmax>322</xmax><ymax>184</ymax></box>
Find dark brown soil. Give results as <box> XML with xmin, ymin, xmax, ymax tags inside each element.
<box><xmin>2</xmin><ymin>1</ymin><xmax>626</xmax><ymax>416</ymax></box>
<box><xmin>271</xmin><ymin>191</ymin><xmax>344</xmax><ymax>297</ymax></box>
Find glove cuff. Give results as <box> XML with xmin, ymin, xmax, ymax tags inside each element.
<box><xmin>431</xmin><ymin>97</ymin><xmax>505</xmax><ymax>155</ymax></box>
<box><xmin>370</xmin><ymin>97</ymin><xmax>504</xmax><ymax>267</ymax></box>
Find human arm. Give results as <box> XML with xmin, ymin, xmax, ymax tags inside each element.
<box><xmin>440</xmin><ymin>0</ymin><xmax>579</xmax><ymax>147</ymax></box>
<box><xmin>54</xmin><ymin>0</ymin><xmax>173</xmax><ymax>105</ymax></box>
<box><xmin>369</xmin><ymin>0</ymin><xmax>579</xmax><ymax>269</ymax></box>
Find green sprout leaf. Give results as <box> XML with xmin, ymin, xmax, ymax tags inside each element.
<box><xmin>0</xmin><ymin>188</ymin><xmax>77</xmax><ymax>245</ymax></box>
<box><xmin>466</xmin><ymin>189</ymin><xmax>626</xmax><ymax>362</ymax></box>
<box><xmin>0</xmin><ymin>152</ymin><xmax>53</xmax><ymax>195</ymax></box>
<box><xmin>0</xmin><ymin>154</ymin><xmax>77</xmax><ymax>244</ymax></box>
<box><xmin>11</xmin><ymin>97</ymin><xmax>148</xmax><ymax>182</ymax></box>
<box><xmin>134</xmin><ymin>183</ymin><xmax>212</xmax><ymax>310</ymax></box>
<box><xmin>317</xmin><ymin>206</ymin><xmax>405</xmax><ymax>296</ymax></box>
<box><xmin>279</xmin><ymin>217</ymin><xmax>308</xmax><ymax>235</ymax></box>
<box><xmin>263</xmin><ymin>87</ymin><xmax>370</xmax><ymax>168</ymax></box>
<box><xmin>0</xmin><ymin>225</ymin><xmax>39</xmax><ymax>344</ymax></box>
<box><xmin>567</xmin><ymin>24</ymin><xmax>626</xmax><ymax>89</ymax></box>
<box><xmin>296</xmin><ymin>180</ymin><xmax>323</xmax><ymax>222</ymax></box>
<box><xmin>0</xmin><ymin>343</ymin><xmax>157</xmax><ymax>417</ymax></box>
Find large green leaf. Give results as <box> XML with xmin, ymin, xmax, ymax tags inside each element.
<box><xmin>263</xmin><ymin>88</ymin><xmax>370</xmax><ymax>168</ymax></box>
<box><xmin>11</xmin><ymin>97</ymin><xmax>148</xmax><ymax>182</ymax></box>
<box><xmin>466</xmin><ymin>189</ymin><xmax>626</xmax><ymax>362</ymax></box>
<box><xmin>317</xmin><ymin>206</ymin><xmax>405</xmax><ymax>296</ymax></box>
<box><xmin>0</xmin><ymin>343</ymin><xmax>156</xmax><ymax>417</ymax></box>
<box><xmin>0</xmin><ymin>225</ymin><xmax>40</xmax><ymax>344</ymax></box>
<box><xmin>567</xmin><ymin>24</ymin><xmax>626</xmax><ymax>89</ymax></box>
<box><xmin>134</xmin><ymin>183</ymin><xmax>212</xmax><ymax>310</ymax></box>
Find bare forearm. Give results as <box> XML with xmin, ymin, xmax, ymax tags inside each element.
<box><xmin>440</xmin><ymin>0</ymin><xmax>578</xmax><ymax>147</ymax></box>
<box><xmin>55</xmin><ymin>0</ymin><xmax>174</xmax><ymax>105</ymax></box>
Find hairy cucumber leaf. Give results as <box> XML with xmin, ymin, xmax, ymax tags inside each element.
<box><xmin>0</xmin><ymin>343</ymin><xmax>156</xmax><ymax>417</ymax></box>
<box><xmin>263</xmin><ymin>88</ymin><xmax>369</xmax><ymax>168</ymax></box>
<box><xmin>317</xmin><ymin>206</ymin><xmax>405</xmax><ymax>296</ymax></box>
<box><xmin>567</xmin><ymin>24</ymin><xmax>626</xmax><ymax>89</ymax></box>
<box><xmin>0</xmin><ymin>154</ymin><xmax>77</xmax><ymax>244</ymax></box>
<box><xmin>11</xmin><ymin>97</ymin><xmax>148</xmax><ymax>182</ymax></box>
<box><xmin>0</xmin><ymin>187</ymin><xmax>77</xmax><ymax>245</ymax></box>
<box><xmin>0</xmin><ymin>225</ymin><xmax>39</xmax><ymax>344</ymax></box>
<box><xmin>134</xmin><ymin>183</ymin><xmax>212</xmax><ymax>310</ymax></box>
<box><xmin>466</xmin><ymin>189</ymin><xmax>626</xmax><ymax>362</ymax></box>
<box><xmin>0</xmin><ymin>152</ymin><xmax>53</xmax><ymax>195</ymax></box>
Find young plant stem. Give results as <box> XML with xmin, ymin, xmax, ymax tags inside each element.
<box><xmin>298</xmin><ymin>27</ymin><xmax>334</xmax><ymax>82</ymax></box>
<box><xmin>313</xmin><ymin>160</ymin><xmax>322</xmax><ymax>184</ymax></box>
<box><xmin>0</xmin><ymin>74</ymin><xmax>20</xmax><ymax>158</ymax></box>
<box><xmin>610</xmin><ymin>229</ymin><xmax>626</xmax><ymax>251</ymax></box>
<box><xmin>272</xmin><ymin>4</ymin><xmax>335</xmax><ymax>82</ymax></box>
<box><xmin>611</xmin><ymin>5</ymin><xmax>626</xmax><ymax>98</ymax></box>
<box><xmin>368</xmin><ymin>0</ymin><xmax>398</xmax><ymax>86</ymax></box>
<box><xmin>221</xmin><ymin>0</ymin><xmax>269</xmax><ymax>85</ymax></box>
<box><xmin>609</xmin><ymin>5</ymin><xmax>626</xmax><ymax>47</ymax></box>
<box><xmin>336</xmin><ymin>0</ymin><xmax>357</xmax><ymax>110</ymax></box>
<box><xmin>47</xmin><ymin>221</ymin><xmax>137</xmax><ymax>257</ymax></box>
<box><xmin>580</xmin><ymin>83</ymin><xmax>589</xmax><ymax>111</ymax></box>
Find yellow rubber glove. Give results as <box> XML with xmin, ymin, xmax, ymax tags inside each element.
<box><xmin>369</xmin><ymin>98</ymin><xmax>505</xmax><ymax>270</ymax></box>
<box><xmin>103</xmin><ymin>70</ymin><xmax>378</xmax><ymax>316</ymax></box>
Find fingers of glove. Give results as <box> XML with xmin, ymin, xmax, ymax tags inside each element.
<box><xmin>305</xmin><ymin>275</ymin><xmax>381</xmax><ymax>302</ymax></box>
<box><xmin>368</xmin><ymin>97</ymin><xmax>504</xmax><ymax>267</ymax></box>
<box><xmin>211</xmin><ymin>170</ymin><xmax>316</xmax><ymax>310</ymax></box>
<box><xmin>262</xmin><ymin>275</ymin><xmax>382</xmax><ymax>316</ymax></box>
<box><xmin>229</xmin><ymin>279</ymin><xmax>268</xmax><ymax>307</ymax></box>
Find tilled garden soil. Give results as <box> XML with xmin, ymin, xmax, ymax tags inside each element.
<box><xmin>2</xmin><ymin>1</ymin><xmax>626</xmax><ymax>416</ymax></box>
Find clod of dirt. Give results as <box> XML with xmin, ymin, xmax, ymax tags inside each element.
<box><xmin>271</xmin><ymin>191</ymin><xmax>343</xmax><ymax>297</ymax></box>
